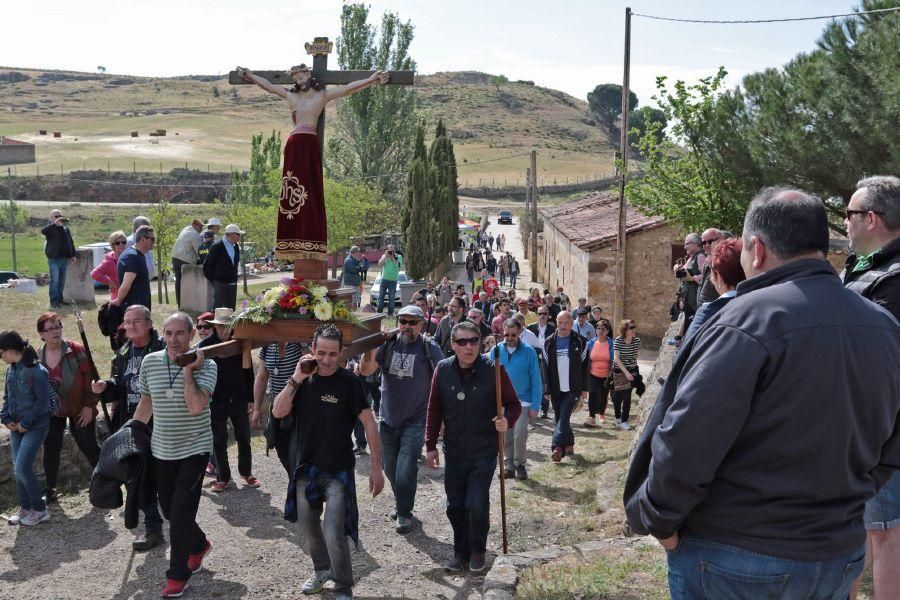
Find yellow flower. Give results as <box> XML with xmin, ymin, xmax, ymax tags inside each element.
<box><xmin>313</xmin><ymin>302</ymin><xmax>333</xmax><ymax>321</ymax></box>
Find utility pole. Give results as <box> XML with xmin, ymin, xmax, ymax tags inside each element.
<box><xmin>523</xmin><ymin>167</ymin><xmax>531</xmax><ymax>256</ymax></box>
<box><xmin>7</xmin><ymin>168</ymin><xmax>17</xmax><ymax>273</ymax></box>
<box><xmin>530</xmin><ymin>151</ymin><xmax>538</xmax><ymax>271</ymax></box>
<box><xmin>615</xmin><ymin>7</ymin><xmax>632</xmax><ymax>325</ymax></box>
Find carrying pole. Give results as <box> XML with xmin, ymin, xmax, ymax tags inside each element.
<box><xmin>493</xmin><ymin>346</ymin><xmax>509</xmax><ymax>554</ymax></box>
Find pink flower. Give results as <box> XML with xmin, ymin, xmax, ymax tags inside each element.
<box><xmin>298</xmin><ymin>306</ymin><xmax>308</xmax><ymax>314</ymax></box>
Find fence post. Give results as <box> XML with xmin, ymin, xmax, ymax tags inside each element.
<box><xmin>159</xmin><ymin>162</ymin><xmax>162</xmax><ymax>175</ymax></box>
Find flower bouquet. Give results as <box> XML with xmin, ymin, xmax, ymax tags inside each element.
<box><xmin>230</xmin><ymin>277</ymin><xmax>363</xmax><ymax>327</ymax></box>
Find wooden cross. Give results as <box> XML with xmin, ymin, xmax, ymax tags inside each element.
<box><xmin>228</xmin><ymin>36</ymin><xmax>414</xmax><ymax>152</ymax></box>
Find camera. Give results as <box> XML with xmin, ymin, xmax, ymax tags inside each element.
<box><xmin>674</xmin><ymin>268</ymin><xmax>687</xmax><ymax>279</ymax></box>
<box><xmin>60</xmin><ymin>218</ymin><xmax>70</xmax><ymax>224</ymax></box>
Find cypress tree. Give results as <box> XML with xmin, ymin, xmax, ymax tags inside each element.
<box><xmin>403</xmin><ymin>124</ymin><xmax>438</xmax><ymax>280</ymax></box>
<box><xmin>429</xmin><ymin>119</ymin><xmax>460</xmax><ymax>256</ymax></box>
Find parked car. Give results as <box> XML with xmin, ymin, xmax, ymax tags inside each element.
<box><xmin>0</xmin><ymin>271</ymin><xmax>25</xmax><ymax>285</ymax></box>
<box><xmin>369</xmin><ymin>272</ymin><xmax>410</xmax><ymax>307</ymax></box>
<box><xmin>498</xmin><ymin>210</ymin><xmax>513</xmax><ymax>224</ymax></box>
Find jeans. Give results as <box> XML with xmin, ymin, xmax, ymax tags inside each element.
<box><xmin>210</xmin><ymin>398</ymin><xmax>252</xmax><ymax>483</ymax></box>
<box><xmin>47</xmin><ymin>257</ymin><xmax>69</xmax><ymax>306</ymax></box>
<box><xmin>380</xmin><ymin>419</ymin><xmax>425</xmax><ymax>518</ymax></box>
<box><xmin>504</xmin><ymin>406</ymin><xmax>530</xmax><ymax>468</ymax></box>
<box><xmin>667</xmin><ymin>534</ymin><xmax>865</xmax><ymax>600</ymax></box>
<box><xmin>444</xmin><ymin>454</ymin><xmax>497</xmax><ymax>559</ymax></box>
<box><xmin>172</xmin><ymin>258</ymin><xmax>187</xmax><ymax>308</ymax></box>
<box><xmin>377</xmin><ymin>279</ymin><xmax>398</xmax><ymax>316</ymax></box>
<box><xmin>510</xmin><ymin>273</ymin><xmax>517</xmax><ymax>288</ymax></box>
<box><xmin>499</xmin><ymin>271</ymin><xmax>506</xmax><ymax>286</ymax></box>
<box><xmin>297</xmin><ymin>475</ymin><xmax>353</xmax><ymax>594</ymax></box>
<box><xmin>10</xmin><ymin>419</ymin><xmax>50</xmax><ymax>511</ymax></box>
<box><xmin>211</xmin><ymin>281</ymin><xmax>237</xmax><ymax>311</ymax></box>
<box><xmin>550</xmin><ymin>391</ymin><xmax>576</xmax><ymax>450</ymax></box>
<box><xmin>588</xmin><ymin>375</ymin><xmax>610</xmax><ymax>418</ymax></box>
<box><xmin>612</xmin><ymin>387</ymin><xmax>632</xmax><ymax>422</ymax></box>
<box><xmin>43</xmin><ymin>415</ymin><xmax>101</xmax><ymax>491</ymax></box>
<box><xmin>155</xmin><ymin>453</ymin><xmax>208</xmax><ymax>582</ymax></box>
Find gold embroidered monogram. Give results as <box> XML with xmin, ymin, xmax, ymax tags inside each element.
<box><xmin>279</xmin><ymin>171</ymin><xmax>309</xmax><ymax>220</ymax></box>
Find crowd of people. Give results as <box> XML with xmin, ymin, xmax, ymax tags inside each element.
<box><xmin>9</xmin><ymin>175</ymin><xmax>898</xmax><ymax>599</ymax></box>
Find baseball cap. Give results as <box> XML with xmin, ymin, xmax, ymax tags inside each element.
<box><xmin>202</xmin><ymin>230</ymin><xmax>214</xmax><ymax>239</ymax></box>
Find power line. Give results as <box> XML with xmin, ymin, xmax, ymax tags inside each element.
<box><xmin>457</xmin><ymin>152</ymin><xmax>532</xmax><ymax>169</ymax></box>
<box><xmin>632</xmin><ymin>5</ymin><xmax>900</xmax><ymax>24</ymax></box>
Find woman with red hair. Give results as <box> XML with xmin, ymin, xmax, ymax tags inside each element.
<box><xmin>682</xmin><ymin>238</ymin><xmax>746</xmax><ymax>345</ymax></box>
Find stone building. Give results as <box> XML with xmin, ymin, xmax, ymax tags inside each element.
<box><xmin>535</xmin><ymin>191</ymin><xmax>680</xmax><ymax>341</ymax></box>
<box><xmin>0</xmin><ymin>136</ymin><xmax>35</xmax><ymax>165</ymax></box>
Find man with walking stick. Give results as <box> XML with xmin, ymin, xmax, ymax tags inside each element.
<box><xmin>425</xmin><ymin>321</ymin><xmax>520</xmax><ymax>573</ymax></box>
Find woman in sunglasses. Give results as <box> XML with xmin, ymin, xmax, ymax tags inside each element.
<box><xmin>36</xmin><ymin>312</ymin><xmax>101</xmax><ymax>503</ymax></box>
<box><xmin>611</xmin><ymin>320</ymin><xmax>641</xmax><ymax>431</ymax></box>
<box><xmin>91</xmin><ymin>231</ymin><xmax>128</xmax><ymax>301</ymax></box>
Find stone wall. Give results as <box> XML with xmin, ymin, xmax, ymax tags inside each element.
<box><xmin>0</xmin><ymin>426</ymin><xmax>93</xmax><ymax>506</ymax></box>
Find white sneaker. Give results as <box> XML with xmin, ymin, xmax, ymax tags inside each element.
<box><xmin>21</xmin><ymin>509</ymin><xmax>50</xmax><ymax>526</ymax></box>
<box><xmin>7</xmin><ymin>509</ymin><xmax>30</xmax><ymax>525</ymax></box>
<box><xmin>302</xmin><ymin>570</ymin><xmax>331</xmax><ymax>594</ymax></box>
<box><xmin>618</xmin><ymin>422</ymin><xmax>631</xmax><ymax>431</ymax></box>
<box><xmin>614</xmin><ymin>418</ymin><xmax>622</xmax><ymax>426</ymax></box>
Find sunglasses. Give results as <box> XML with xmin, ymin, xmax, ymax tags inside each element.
<box><xmin>197</xmin><ymin>324</ymin><xmax>213</xmax><ymax>330</ymax></box>
<box><xmin>538</xmin><ymin>312</ymin><xmax>549</xmax><ymax>316</ymax></box>
<box><xmin>845</xmin><ymin>209</ymin><xmax>884</xmax><ymax>219</ymax></box>
<box><xmin>701</xmin><ymin>238</ymin><xmax>720</xmax><ymax>246</ymax></box>
<box><xmin>113</xmin><ymin>240</ymin><xmax>127</xmax><ymax>246</ymax></box>
<box><xmin>42</xmin><ymin>324</ymin><xmax>63</xmax><ymax>332</ymax></box>
<box><xmin>398</xmin><ymin>318</ymin><xmax>421</xmax><ymax>326</ymax></box>
<box><xmin>453</xmin><ymin>337</ymin><xmax>480</xmax><ymax>347</ymax></box>
<box><xmin>628</xmin><ymin>325</ymin><xmax>637</xmax><ymax>330</ymax></box>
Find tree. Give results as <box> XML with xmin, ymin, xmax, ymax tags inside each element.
<box><xmin>489</xmin><ymin>74</ymin><xmax>509</xmax><ymax>93</ymax></box>
<box><xmin>97</xmin><ymin>66</ymin><xmax>106</xmax><ymax>74</ymax></box>
<box><xmin>628</xmin><ymin>106</ymin><xmax>667</xmax><ymax>147</ymax></box>
<box><xmin>227</xmin><ymin>131</ymin><xmax>281</xmax><ymax>206</ymax></box>
<box><xmin>325</xmin><ymin>3</ymin><xmax>419</xmax><ymax>200</ymax></box>
<box><xmin>403</xmin><ymin>125</ymin><xmax>440</xmax><ymax>280</ymax></box>
<box><xmin>429</xmin><ymin>119</ymin><xmax>459</xmax><ymax>256</ymax></box>
<box><xmin>626</xmin><ymin>68</ymin><xmax>752</xmax><ymax>234</ymax></box>
<box><xmin>0</xmin><ymin>200</ymin><xmax>27</xmax><ymax>233</ymax></box>
<box><xmin>588</xmin><ymin>83</ymin><xmax>638</xmax><ymax>128</ymax></box>
<box><xmin>151</xmin><ymin>197</ymin><xmax>181</xmax><ymax>303</ymax></box>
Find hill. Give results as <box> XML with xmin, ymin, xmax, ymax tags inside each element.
<box><xmin>0</xmin><ymin>67</ymin><xmax>616</xmax><ymax>185</ymax></box>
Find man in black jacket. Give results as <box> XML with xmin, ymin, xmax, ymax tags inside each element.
<box><xmin>90</xmin><ymin>304</ymin><xmax>165</xmax><ymax>551</ymax></box>
<box><xmin>842</xmin><ymin>175</ymin><xmax>900</xmax><ymax>599</ymax></box>
<box><xmin>542</xmin><ymin>311</ymin><xmax>589</xmax><ymax>462</ymax></box>
<box><xmin>40</xmin><ymin>208</ymin><xmax>76</xmax><ymax>308</ymax></box>
<box><xmin>624</xmin><ymin>187</ymin><xmax>900</xmax><ymax>599</ymax></box>
<box><xmin>528</xmin><ymin>307</ymin><xmax>556</xmax><ymax>418</ymax></box>
<box><xmin>202</xmin><ymin>223</ymin><xmax>243</xmax><ymax>310</ymax></box>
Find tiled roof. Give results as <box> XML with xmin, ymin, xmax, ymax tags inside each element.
<box><xmin>0</xmin><ymin>137</ymin><xmax>32</xmax><ymax>146</ymax></box>
<box><xmin>539</xmin><ymin>190</ymin><xmax>667</xmax><ymax>250</ymax></box>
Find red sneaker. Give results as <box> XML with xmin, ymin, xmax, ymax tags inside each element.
<box><xmin>551</xmin><ymin>448</ymin><xmax>563</xmax><ymax>463</ymax></box>
<box><xmin>209</xmin><ymin>480</ymin><xmax>230</xmax><ymax>493</ymax></box>
<box><xmin>161</xmin><ymin>579</ymin><xmax>188</xmax><ymax>598</ymax></box>
<box><xmin>187</xmin><ymin>540</ymin><xmax>212</xmax><ymax>574</ymax></box>
<box><xmin>242</xmin><ymin>475</ymin><xmax>261</xmax><ymax>488</ymax></box>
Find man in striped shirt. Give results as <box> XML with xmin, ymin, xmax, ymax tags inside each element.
<box><xmin>134</xmin><ymin>312</ymin><xmax>217</xmax><ymax>599</ymax></box>
<box><xmin>252</xmin><ymin>341</ymin><xmax>305</xmax><ymax>474</ymax></box>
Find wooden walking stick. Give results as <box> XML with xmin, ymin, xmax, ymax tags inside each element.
<box><xmin>73</xmin><ymin>305</ymin><xmax>112</xmax><ymax>432</ymax></box>
<box><xmin>493</xmin><ymin>345</ymin><xmax>509</xmax><ymax>554</ymax></box>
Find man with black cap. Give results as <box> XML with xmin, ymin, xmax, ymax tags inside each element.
<box><xmin>203</xmin><ymin>224</ymin><xmax>243</xmax><ymax>310</ymax></box>
<box><xmin>359</xmin><ymin>305</ymin><xmax>442</xmax><ymax>534</ymax></box>
<box><xmin>342</xmin><ymin>246</ymin><xmax>364</xmax><ymax>308</ymax></box>
<box><xmin>198</xmin><ymin>230</ymin><xmax>215</xmax><ymax>264</ymax></box>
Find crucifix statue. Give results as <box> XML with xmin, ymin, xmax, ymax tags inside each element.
<box><xmin>230</xmin><ymin>37</ymin><xmax>414</xmax><ymax>281</ymax></box>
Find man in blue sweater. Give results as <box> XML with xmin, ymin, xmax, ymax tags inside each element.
<box><xmin>495</xmin><ymin>318</ymin><xmax>542</xmax><ymax>480</ymax></box>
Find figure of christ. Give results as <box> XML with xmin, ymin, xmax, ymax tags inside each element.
<box><xmin>236</xmin><ymin>64</ymin><xmax>389</xmax><ymax>261</ymax></box>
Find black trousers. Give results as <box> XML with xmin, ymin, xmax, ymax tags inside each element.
<box><xmin>611</xmin><ymin>387</ymin><xmax>633</xmax><ymax>422</ymax></box>
<box><xmin>211</xmin><ymin>398</ymin><xmax>252</xmax><ymax>483</ymax></box>
<box><xmin>172</xmin><ymin>258</ymin><xmax>188</xmax><ymax>308</ymax></box>
<box><xmin>155</xmin><ymin>453</ymin><xmax>208</xmax><ymax>582</ymax></box>
<box><xmin>43</xmin><ymin>415</ymin><xmax>101</xmax><ymax>491</ymax></box>
<box><xmin>211</xmin><ymin>281</ymin><xmax>237</xmax><ymax>311</ymax></box>
<box><xmin>588</xmin><ymin>375</ymin><xmax>610</xmax><ymax>418</ymax></box>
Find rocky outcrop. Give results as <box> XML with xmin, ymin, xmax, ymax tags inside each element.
<box><xmin>0</xmin><ymin>71</ymin><xmax>30</xmax><ymax>83</ymax></box>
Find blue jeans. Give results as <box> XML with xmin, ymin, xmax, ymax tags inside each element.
<box><xmin>47</xmin><ymin>257</ymin><xmax>69</xmax><ymax>305</ymax></box>
<box><xmin>550</xmin><ymin>391</ymin><xmax>576</xmax><ymax>450</ymax></box>
<box><xmin>667</xmin><ymin>534</ymin><xmax>865</xmax><ymax>599</ymax></box>
<box><xmin>9</xmin><ymin>419</ymin><xmax>50</xmax><ymax>511</ymax></box>
<box><xmin>865</xmin><ymin>471</ymin><xmax>900</xmax><ymax>530</ymax></box>
<box><xmin>444</xmin><ymin>454</ymin><xmax>496</xmax><ymax>558</ymax></box>
<box><xmin>377</xmin><ymin>279</ymin><xmax>398</xmax><ymax>316</ymax></box>
<box><xmin>298</xmin><ymin>475</ymin><xmax>353</xmax><ymax>594</ymax></box>
<box><xmin>380</xmin><ymin>419</ymin><xmax>425</xmax><ymax>518</ymax></box>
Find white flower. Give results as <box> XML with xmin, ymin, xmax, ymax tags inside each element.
<box><xmin>313</xmin><ymin>302</ymin><xmax>333</xmax><ymax>321</ymax></box>
<box><xmin>310</xmin><ymin>285</ymin><xmax>327</xmax><ymax>300</ymax></box>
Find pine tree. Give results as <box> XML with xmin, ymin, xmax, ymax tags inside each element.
<box><xmin>428</xmin><ymin>119</ymin><xmax>459</xmax><ymax>256</ymax></box>
<box><xmin>403</xmin><ymin>125</ymin><xmax>438</xmax><ymax>280</ymax></box>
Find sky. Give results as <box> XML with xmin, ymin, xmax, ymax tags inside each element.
<box><xmin>2</xmin><ymin>0</ymin><xmax>861</xmax><ymax>106</ymax></box>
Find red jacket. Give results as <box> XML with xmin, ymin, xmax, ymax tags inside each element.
<box><xmin>40</xmin><ymin>339</ymin><xmax>99</xmax><ymax>418</ymax></box>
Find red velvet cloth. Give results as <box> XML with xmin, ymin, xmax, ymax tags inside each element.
<box><xmin>275</xmin><ymin>132</ymin><xmax>327</xmax><ymax>261</ymax></box>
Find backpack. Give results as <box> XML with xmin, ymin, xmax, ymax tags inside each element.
<box><xmin>382</xmin><ymin>334</ymin><xmax>438</xmax><ymax>378</ymax></box>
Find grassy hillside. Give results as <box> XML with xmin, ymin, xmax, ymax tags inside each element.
<box><xmin>0</xmin><ymin>68</ymin><xmax>617</xmax><ymax>184</ymax></box>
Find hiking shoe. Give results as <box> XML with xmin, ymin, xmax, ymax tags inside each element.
<box><xmin>302</xmin><ymin>569</ymin><xmax>332</xmax><ymax>594</ymax></box>
<box><xmin>515</xmin><ymin>465</ymin><xmax>528</xmax><ymax>480</ymax></box>
<box><xmin>444</xmin><ymin>555</ymin><xmax>466</xmax><ymax>573</ymax></box>
<box><xmin>396</xmin><ymin>515</ymin><xmax>413</xmax><ymax>534</ymax></box>
<box><xmin>242</xmin><ymin>475</ymin><xmax>261</xmax><ymax>488</ymax></box>
<box><xmin>7</xmin><ymin>509</ymin><xmax>29</xmax><ymax>525</ymax></box>
<box><xmin>160</xmin><ymin>579</ymin><xmax>188</xmax><ymax>598</ymax></box>
<box><xmin>501</xmin><ymin>467</ymin><xmax>515</xmax><ymax>479</ymax></box>
<box><xmin>133</xmin><ymin>530</ymin><xmax>165</xmax><ymax>552</ymax></box>
<box><xmin>551</xmin><ymin>448</ymin><xmax>563</xmax><ymax>463</ymax></box>
<box><xmin>618</xmin><ymin>421</ymin><xmax>631</xmax><ymax>431</ymax></box>
<box><xmin>187</xmin><ymin>540</ymin><xmax>212</xmax><ymax>573</ymax></box>
<box><xmin>210</xmin><ymin>480</ymin><xmax>231</xmax><ymax>493</ymax></box>
<box><xmin>469</xmin><ymin>553</ymin><xmax>487</xmax><ymax>573</ymax></box>
<box><xmin>43</xmin><ymin>488</ymin><xmax>58</xmax><ymax>503</ymax></box>
<box><xmin>21</xmin><ymin>510</ymin><xmax>50</xmax><ymax>526</ymax></box>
